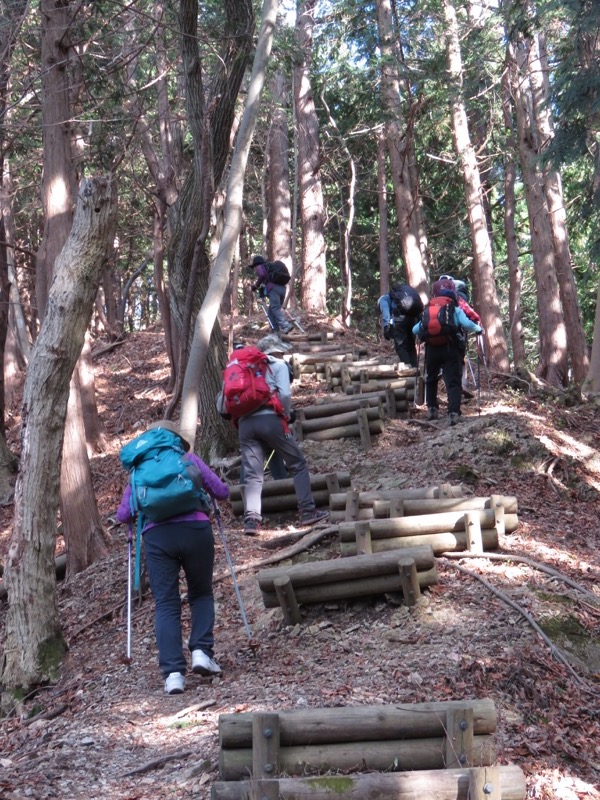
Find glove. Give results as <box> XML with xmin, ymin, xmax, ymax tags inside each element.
<box><xmin>476</xmin><ymin>327</ymin><xmax>484</xmax><ymax>336</ymax></box>
<box><xmin>383</xmin><ymin>325</ymin><xmax>392</xmax><ymax>340</ymax></box>
<box><xmin>259</xmin><ymin>286</ymin><xmax>267</xmax><ymax>298</ymax></box>
<box><xmin>288</xmin><ymin>409</ymin><xmax>297</xmax><ymax>424</ymax></box>
<box><xmin>251</xmin><ymin>284</ymin><xmax>259</xmax><ymax>292</ymax></box>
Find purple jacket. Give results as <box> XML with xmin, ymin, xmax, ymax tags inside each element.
<box><xmin>116</xmin><ymin>452</ymin><xmax>229</xmax><ymax>532</ymax></box>
<box><xmin>253</xmin><ymin>263</ymin><xmax>275</xmax><ymax>293</ymax></box>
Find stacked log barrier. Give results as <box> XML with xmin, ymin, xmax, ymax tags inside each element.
<box><xmin>329</xmin><ymin>482</ymin><xmax>465</xmax><ymax>523</ymax></box>
<box><xmin>212</xmin><ymin>766</ymin><xmax>526</xmax><ymax>800</ymax></box>
<box><xmin>257</xmin><ymin>545</ymin><xmax>437</xmax><ymax>618</ymax></box>
<box><xmin>291</xmin><ymin>352</ymin><xmax>384</xmax><ymax>380</ymax></box>
<box><xmin>297</xmin><ymin>385</ymin><xmax>413</xmax><ymax>421</ymax></box>
<box><xmin>228</xmin><ymin>471</ymin><xmax>351</xmax><ymax>517</ymax></box>
<box><xmin>337</xmin><ymin>495</ymin><xmax>518</xmax><ymax>557</ymax></box>
<box><xmin>326</xmin><ymin>360</ymin><xmax>417</xmax><ymax>392</ymax></box>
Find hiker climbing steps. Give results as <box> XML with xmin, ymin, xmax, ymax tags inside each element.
<box><xmin>213</xmin><ymin>700</ymin><xmax>526</xmax><ymax>798</ymax></box>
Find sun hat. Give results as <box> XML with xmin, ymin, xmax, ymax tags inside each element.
<box><xmin>432</xmin><ymin>277</ymin><xmax>456</xmax><ymax>297</ymax></box>
<box><xmin>257</xmin><ymin>334</ymin><xmax>291</xmax><ymax>355</ymax></box>
<box><xmin>146</xmin><ymin>419</ymin><xmax>191</xmax><ymax>451</ymax></box>
<box><xmin>249</xmin><ymin>255</ymin><xmax>266</xmax><ymax>268</ymax></box>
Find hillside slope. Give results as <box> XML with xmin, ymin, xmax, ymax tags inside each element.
<box><xmin>0</xmin><ymin>323</ymin><xmax>599</xmax><ymax>800</ymax></box>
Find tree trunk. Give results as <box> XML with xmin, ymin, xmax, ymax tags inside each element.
<box><xmin>36</xmin><ymin>0</ymin><xmax>77</xmax><ymax>321</ymax></box>
<box><xmin>584</xmin><ymin>282</ymin><xmax>600</xmax><ymax>394</ymax></box>
<box><xmin>293</xmin><ymin>0</ymin><xmax>327</xmax><ymax>313</ymax></box>
<box><xmin>1</xmin><ymin>176</ymin><xmax>117</xmax><ymax>702</ymax></box>
<box><xmin>510</xmin><ymin>39</ymin><xmax>568</xmax><ymax>386</ymax></box>
<box><xmin>527</xmin><ymin>30</ymin><xmax>589</xmax><ymax>382</ymax></box>
<box><xmin>377</xmin><ymin>128</ymin><xmax>390</xmax><ymax>296</ymax></box>
<box><xmin>61</xmin><ymin>369</ymin><xmax>109</xmax><ymax>578</ymax></box>
<box><xmin>78</xmin><ymin>333</ymin><xmax>108</xmax><ymax>454</ymax></box>
<box><xmin>166</xmin><ymin>0</ymin><xmax>253</xmax><ymax>433</ymax></box>
<box><xmin>267</xmin><ymin>70</ymin><xmax>293</xmax><ymax>271</ymax></box>
<box><xmin>179</xmin><ymin>0</ymin><xmax>279</xmax><ymax>456</ymax></box>
<box><xmin>501</xmin><ymin>63</ymin><xmax>526</xmax><ymax>369</ymax></box>
<box><xmin>375</xmin><ymin>0</ymin><xmax>427</xmax><ymax>297</ymax></box>
<box><xmin>443</xmin><ymin>0</ymin><xmax>509</xmax><ymax>372</ymax></box>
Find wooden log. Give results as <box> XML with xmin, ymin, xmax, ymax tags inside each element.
<box><xmin>445</xmin><ymin>706</ymin><xmax>474</xmax><ymax>768</ymax></box>
<box><xmin>300</xmin><ymin>397</ymin><xmax>384</xmax><ymax>419</ymax></box>
<box><xmin>491</xmin><ymin>494</ymin><xmax>506</xmax><ymax>535</ymax></box>
<box><xmin>328</xmin><ymin>485</ymin><xmax>464</xmax><ymax>510</ymax></box>
<box><xmin>299</xmin><ymin>406</ymin><xmax>382</xmax><ymax>434</ymax></box>
<box><xmin>302</xmin><ymin>419</ymin><xmax>384</xmax><ymax>442</ymax></box>
<box><xmin>469</xmin><ymin>766</ymin><xmax>502</xmax><ymax>800</ymax></box>
<box><xmin>338</xmin><ymin>511</ymin><xmax>518</xmax><ymax>540</ymax></box>
<box><xmin>258</xmin><ymin>545</ymin><xmax>435</xmax><ymax>591</ymax></box>
<box><xmin>322</xmin><ymin>384</ymin><xmax>415</xmax><ymax>403</ymax></box>
<box><xmin>231</xmin><ymin>489</ymin><xmax>333</xmax><ymax>516</ymax></box>
<box><xmin>339</xmin><ymin>528</ymin><xmax>499</xmax><ymax>557</ymax></box>
<box><xmin>466</xmin><ymin>511</ymin><xmax>483</xmax><ymax>553</ymax></box>
<box><xmin>344</xmin><ymin>490</ymin><xmax>360</xmax><ymax>521</ymax></box>
<box><xmin>219</xmin><ymin>699</ymin><xmax>498</xmax><ymax>748</ymax></box>
<box><xmin>398</xmin><ymin>557</ymin><xmax>420</xmax><ymax>606</ymax></box>
<box><xmin>259</xmin><ymin>565</ymin><xmax>438</xmax><ymax>608</ymax></box>
<box><xmin>229</xmin><ymin>472</ymin><xmax>350</xmax><ymax>503</ymax></box>
<box><xmin>212</xmin><ymin>765</ymin><xmax>526</xmax><ymax>800</ymax></box>
<box><xmin>355</xmin><ymin>521</ymin><xmax>372</xmax><ymax>555</ymax></box>
<box><xmin>218</xmin><ymin>733</ymin><xmax>494</xmax><ymax>780</ymax></box>
<box><xmin>357</xmin><ymin>408</ymin><xmax>372</xmax><ymax>450</ymax></box>
<box><xmin>253</xmin><ymin>713</ymin><xmax>280</xmax><ymax>780</ymax></box>
<box><xmin>292</xmin><ymin>352</ymin><xmax>367</xmax><ymax>365</ymax></box>
<box><xmin>274</xmin><ymin>576</ymin><xmax>301</xmax><ymax>626</ymax></box>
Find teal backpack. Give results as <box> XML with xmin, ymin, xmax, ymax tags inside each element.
<box><xmin>119</xmin><ymin>427</ymin><xmax>211</xmax><ymax>522</ymax></box>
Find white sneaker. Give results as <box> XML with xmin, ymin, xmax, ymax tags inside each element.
<box><xmin>191</xmin><ymin>650</ymin><xmax>222</xmax><ymax>676</ymax></box>
<box><xmin>164</xmin><ymin>672</ymin><xmax>185</xmax><ymax>695</ymax></box>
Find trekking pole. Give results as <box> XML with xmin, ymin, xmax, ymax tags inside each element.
<box><xmin>477</xmin><ymin>336</ymin><xmax>482</xmax><ymax>416</ymax></box>
<box><xmin>264</xmin><ymin>450</ymin><xmax>275</xmax><ymax>471</ymax></box>
<box><xmin>212</xmin><ymin>498</ymin><xmax>254</xmax><ymax>642</ymax></box>
<box><xmin>123</xmin><ymin>524</ymin><xmax>133</xmax><ymax>667</ymax></box>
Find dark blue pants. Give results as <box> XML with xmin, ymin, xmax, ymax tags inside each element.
<box><xmin>143</xmin><ymin>521</ymin><xmax>215</xmax><ymax>677</ymax></box>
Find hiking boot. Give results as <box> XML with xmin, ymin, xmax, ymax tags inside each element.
<box><xmin>299</xmin><ymin>509</ymin><xmax>329</xmax><ymax>526</ymax></box>
<box><xmin>191</xmin><ymin>650</ymin><xmax>222</xmax><ymax>677</ymax></box>
<box><xmin>427</xmin><ymin>407</ymin><xmax>439</xmax><ymax>421</ymax></box>
<box><xmin>244</xmin><ymin>515</ymin><xmax>260</xmax><ymax>536</ymax></box>
<box><xmin>164</xmin><ymin>672</ymin><xmax>185</xmax><ymax>695</ymax></box>
<box><xmin>449</xmin><ymin>412</ymin><xmax>461</xmax><ymax>426</ymax></box>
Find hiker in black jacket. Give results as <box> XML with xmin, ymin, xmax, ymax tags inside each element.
<box><xmin>377</xmin><ymin>283</ymin><xmax>424</xmax><ymax>368</ymax></box>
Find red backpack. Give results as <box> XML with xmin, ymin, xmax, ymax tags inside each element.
<box><xmin>420</xmin><ymin>295</ymin><xmax>459</xmax><ymax>345</ymax></box>
<box><xmin>221</xmin><ymin>346</ymin><xmax>285</xmax><ymax>422</ymax></box>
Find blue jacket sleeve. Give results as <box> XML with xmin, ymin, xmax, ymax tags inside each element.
<box><xmin>378</xmin><ymin>295</ymin><xmax>392</xmax><ymax>326</ymax></box>
<box><xmin>455</xmin><ymin>306</ymin><xmax>483</xmax><ymax>333</ymax></box>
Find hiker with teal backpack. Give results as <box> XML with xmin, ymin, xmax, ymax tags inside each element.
<box><xmin>412</xmin><ymin>278</ymin><xmax>483</xmax><ymax>426</ymax></box>
<box><xmin>247</xmin><ymin>254</ymin><xmax>293</xmax><ymax>334</ymax></box>
<box><xmin>117</xmin><ymin>420</ymin><xmax>229</xmax><ymax>695</ymax></box>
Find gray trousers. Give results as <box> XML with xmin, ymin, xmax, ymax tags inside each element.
<box><xmin>238</xmin><ymin>412</ymin><xmax>315</xmax><ymax>518</ymax></box>
<box><xmin>267</xmin><ymin>285</ymin><xmax>290</xmax><ymax>331</ymax></box>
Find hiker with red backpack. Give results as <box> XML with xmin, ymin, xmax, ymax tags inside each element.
<box><xmin>378</xmin><ymin>282</ymin><xmax>424</xmax><ymax>367</ymax></box>
<box><xmin>117</xmin><ymin>420</ymin><xmax>229</xmax><ymax>695</ymax></box>
<box><xmin>218</xmin><ymin>334</ymin><xmax>328</xmax><ymax>535</ymax></box>
<box><xmin>248</xmin><ymin>254</ymin><xmax>293</xmax><ymax>334</ymax></box>
<box><xmin>439</xmin><ymin>274</ymin><xmax>482</xmax><ymax>398</ymax></box>
<box><xmin>412</xmin><ymin>278</ymin><xmax>483</xmax><ymax>426</ymax></box>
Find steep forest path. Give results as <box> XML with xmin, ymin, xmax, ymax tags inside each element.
<box><xmin>0</xmin><ymin>318</ymin><xmax>599</xmax><ymax>800</ymax></box>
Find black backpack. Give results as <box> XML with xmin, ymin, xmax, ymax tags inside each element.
<box><xmin>389</xmin><ymin>284</ymin><xmax>423</xmax><ymax>317</ymax></box>
<box><xmin>267</xmin><ymin>261</ymin><xmax>291</xmax><ymax>286</ymax></box>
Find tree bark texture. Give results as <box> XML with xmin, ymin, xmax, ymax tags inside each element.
<box><xmin>267</xmin><ymin>70</ymin><xmax>293</xmax><ymax>270</ymax></box>
<box><xmin>501</xmin><ymin>64</ymin><xmax>526</xmax><ymax>368</ymax></box>
<box><xmin>178</xmin><ymin>0</ymin><xmax>278</xmax><ymax>457</ymax></box>
<box><xmin>443</xmin><ymin>0</ymin><xmax>509</xmax><ymax>372</ymax></box>
<box><xmin>166</xmin><ymin>0</ymin><xmax>253</xmax><ymax>449</ymax></box>
<box><xmin>526</xmin><ymin>29</ymin><xmax>589</xmax><ymax>382</ymax></box>
<box><xmin>510</xmin><ymin>40</ymin><xmax>568</xmax><ymax>386</ymax></box>
<box><xmin>294</xmin><ymin>0</ymin><xmax>327</xmax><ymax>313</ymax></box>
<box><xmin>376</xmin><ymin>0</ymin><xmax>427</xmax><ymax>297</ymax></box>
<box><xmin>1</xmin><ymin>176</ymin><xmax>117</xmax><ymax>697</ymax></box>
<box><xmin>36</xmin><ymin>0</ymin><xmax>77</xmax><ymax>319</ymax></box>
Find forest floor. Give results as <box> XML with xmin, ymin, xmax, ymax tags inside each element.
<box><xmin>0</xmin><ymin>316</ymin><xmax>599</xmax><ymax>800</ymax></box>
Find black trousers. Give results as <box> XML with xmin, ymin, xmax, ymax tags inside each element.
<box><xmin>392</xmin><ymin>317</ymin><xmax>418</xmax><ymax>367</ymax></box>
<box><xmin>424</xmin><ymin>340</ymin><xmax>463</xmax><ymax>415</ymax></box>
